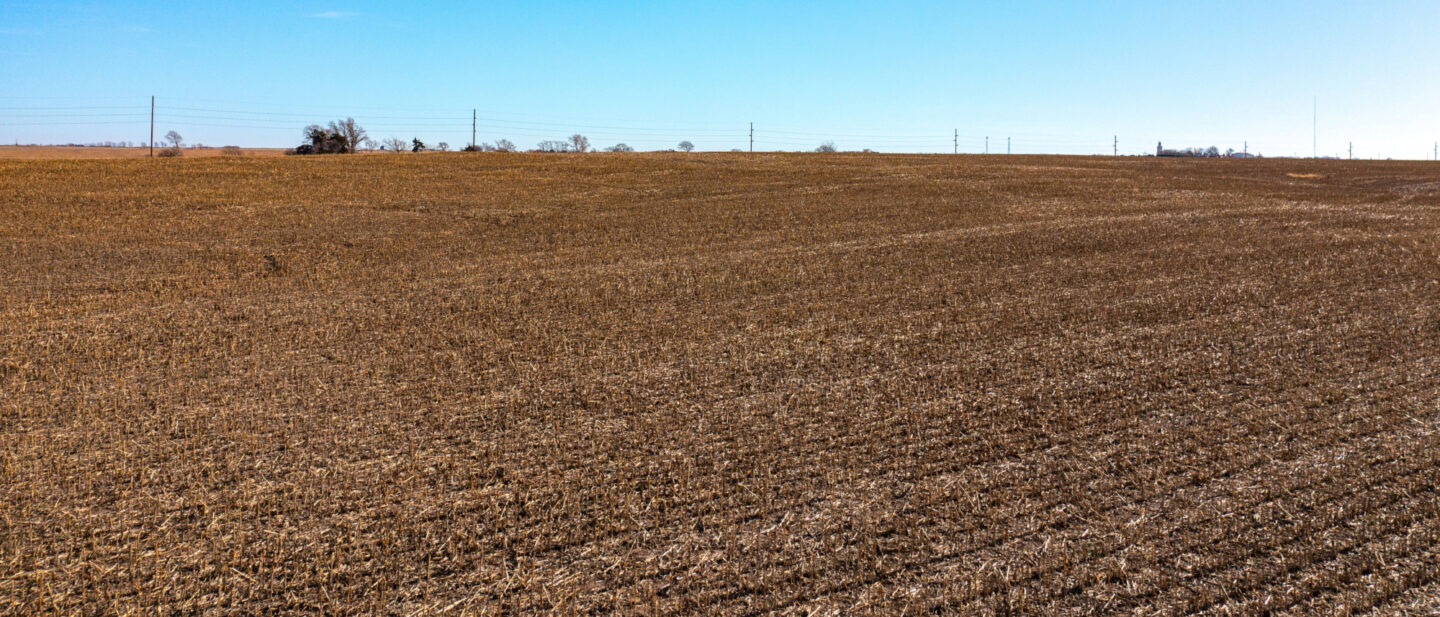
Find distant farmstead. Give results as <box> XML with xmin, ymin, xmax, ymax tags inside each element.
<box><xmin>1157</xmin><ymin>142</ymin><xmax>1259</xmax><ymax>158</ymax></box>
<box><xmin>1157</xmin><ymin>142</ymin><xmax>1219</xmax><ymax>158</ymax></box>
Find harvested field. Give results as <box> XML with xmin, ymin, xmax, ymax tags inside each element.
<box><xmin>2</xmin><ymin>152</ymin><xmax>1439</xmax><ymax>615</ymax></box>
<box><xmin>0</xmin><ymin>146</ymin><xmax>288</xmax><ymax>159</ymax></box>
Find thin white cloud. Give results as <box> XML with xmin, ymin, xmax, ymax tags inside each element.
<box><xmin>311</xmin><ymin>11</ymin><xmax>358</xmax><ymax>19</ymax></box>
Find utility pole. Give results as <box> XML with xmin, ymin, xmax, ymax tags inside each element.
<box><xmin>985</xmin><ymin>136</ymin><xmax>988</xmax><ymax>154</ymax></box>
<box><xmin>1349</xmin><ymin>142</ymin><xmax>1352</xmax><ymax>160</ymax></box>
<box><xmin>1244</xmin><ymin>141</ymin><xmax>1248</xmax><ymax>155</ymax></box>
<box><xmin>471</xmin><ymin>109</ymin><xmax>476</xmax><ymax>149</ymax></box>
<box><xmin>149</xmin><ymin>95</ymin><xmax>154</xmax><ymax>158</ymax></box>
<box><xmin>1007</xmin><ymin>137</ymin><xmax>1011</xmax><ymax>155</ymax></box>
<box><xmin>749</xmin><ymin>122</ymin><xmax>753</xmax><ymax>153</ymax></box>
<box><xmin>953</xmin><ymin>129</ymin><xmax>958</xmax><ymax>154</ymax></box>
<box><xmin>1113</xmin><ymin>135</ymin><xmax>1118</xmax><ymax>157</ymax></box>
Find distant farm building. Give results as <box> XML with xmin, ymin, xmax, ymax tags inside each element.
<box><xmin>1157</xmin><ymin>142</ymin><xmax>1220</xmax><ymax>158</ymax></box>
<box><xmin>1157</xmin><ymin>142</ymin><xmax>1258</xmax><ymax>158</ymax></box>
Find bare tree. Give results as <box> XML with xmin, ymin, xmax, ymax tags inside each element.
<box><xmin>164</xmin><ymin>130</ymin><xmax>183</xmax><ymax>148</ymax></box>
<box><xmin>815</xmin><ymin>141</ymin><xmax>837</xmax><ymax>153</ymax></box>
<box><xmin>331</xmin><ymin>118</ymin><xmax>367</xmax><ymax>153</ymax></box>
<box><xmin>382</xmin><ymin>137</ymin><xmax>407</xmax><ymax>153</ymax></box>
<box><xmin>569</xmin><ymin>134</ymin><xmax>590</xmax><ymax>153</ymax></box>
<box><xmin>536</xmin><ymin>140</ymin><xmax>570</xmax><ymax>153</ymax></box>
<box><xmin>606</xmin><ymin>143</ymin><xmax>634</xmax><ymax>152</ymax></box>
<box><xmin>299</xmin><ymin>124</ymin><xmax>348</xmax><ymax>154</ymax></box>
<box><xmin>494</xmin><ymin>139</ymin><xmax>516</xmax><ymax>152</ymax></box>
<box><xmin>677</xmin><ymin>140</ymin><xmax>694</xmax><ymax>153</ymax></box>
<box><xmin>436</xmin><ymin>142</ymin><xmax>450</xmax><ymax>152</ymax></box>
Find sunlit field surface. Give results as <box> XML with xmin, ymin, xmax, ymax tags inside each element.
<box><xmin>0</xmin><ymin>146</ymin><xmax>289</xmax><ymax>159</ymax></box>
<box><xmin>3</xmin><ymin>153</ymin><xmax>1439</xmax><ymax>615</ymax></box>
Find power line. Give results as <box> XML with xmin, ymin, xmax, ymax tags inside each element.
<box><xmin>11</xmin><ymin>96</ymin><xmax>1429</xmax><ymax>157</ymax></box>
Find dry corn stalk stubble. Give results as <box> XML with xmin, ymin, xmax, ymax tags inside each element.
<box><xmin>2</xmin><ymin>152</ymin><xmax>1439</xmax><ymax>615</ymax></box>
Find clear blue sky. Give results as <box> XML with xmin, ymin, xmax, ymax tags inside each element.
<box><xmin>2</xmin><ymin>1</ymin><xmax>1437</xmax><ymax>157</ymax></box>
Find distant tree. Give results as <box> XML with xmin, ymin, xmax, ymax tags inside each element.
<box><xmin>536</xmin><ymin>140</ymin><xmax>570</xmax><ymax>153</ymax></box>
<box><xmin>494</xmin><ymin>139</ymin><xmax>516</xmax><ymax>152</ymax></box>
<box><xmin>221</xmin><ymin>145</ymin><xmax>243</xmax><ymax>156</ymax></box>
<box><xmin>815</xmin><ymin>141</ymin><xmax>837</xmax><ymax>153</ymax></box>
<box><xmin>164</xmin><ymin>130</ymin><xmax>183</xmax><ymax>149</ymax></box>
<box><xmin>436</xmin><ymin>142</ymin><xmax>450</xmax><ymax>152</ymax></box>
<box><xmin>411</xmin><ymin>138</ymin><xmax>426</xmax><ymax>153</ymax></box>
<box><xmin>677</xmin><ymin>140</ymin><xmax>695</xmax><ymax>153</ymax></box>
<box><xmin>606</xmin><ymin>143</ymin><xmax>634</xmax><ymax>152</ymax></box>
<box><xmin>1204</xmin><ymin>146</ymin><xmax>1221</xmax><ymax>158</ymax></box>
<box><xmin>296</xmin><ymin>124</ymin><xmax>350</xmax><ymax>154</ymax></box>
<box><xmin>568</xmin><ymin>134</ymin><xmax>590</xmax><ymax>153</ymax></box>
<box><xmin>331</xmin><ymin>118</ymin><xmax>367</xmax><ymax>153</ymax></box>
<box><xmin>382</xmin><ymin>137</ymin><xmax>407</xmax><ymax>153</ymax></box>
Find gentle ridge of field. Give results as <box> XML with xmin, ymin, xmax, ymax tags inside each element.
<box><xmin>2</xmin><ymin>153</ymin><xmax>1439</xmax><ymax>615</ymax></box>
<box><xmin>0</xmin><ymin>146</ymin><xmax>289</xmax><ymax>159</ymax></box>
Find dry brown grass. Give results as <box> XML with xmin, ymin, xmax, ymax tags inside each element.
<box><xmin>0</xmin><ymin>146</ymin><xmax>289</xmax><ymax>159</ymax></box>
<box><xmin>3</xmin><ymin>153</ymin><xmax>1439</xmax><ymax>615</ymax></box>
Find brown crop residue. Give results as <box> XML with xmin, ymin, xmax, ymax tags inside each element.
<box><xmin>3</xmin><ymin>153</ymin><xmax>1439</xmax><ymax>615</ymax></box>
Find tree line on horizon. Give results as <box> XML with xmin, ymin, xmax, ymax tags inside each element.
<box><xmin>282</xmin><ymin>118</ymin><xmax>821</xmax><ymax>155</ymax></box>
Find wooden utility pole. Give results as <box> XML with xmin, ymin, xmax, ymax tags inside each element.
<box><xmin>749</xmin><ymin>122</ymin><xmax>753</xmax><ymax>153</ymax></box>
<box><xmin>1113</xmin><ymin>135</ymin><xmax>1118</xmax><ymax>156</ymax></box>
<box><xmin>985</xmin><ymin>136</ymin><xmax>988</xmax><ymax>154</ymax></box>
<box><xmin>472</xmin><ymin>109</ymin><xmax>476</xmax><ymax>149</ymax></box>
<box><xmin>1007</xmin><ymin>137</ymin><xmax>1011</xmax><ymax>155</ymax></box>
<box><xmin>149</xmin><ymin>96</ymin><xmax>154</xmax><ymax>157</ymax></box>
<box><xmin>953</xmin><ymin>129</ymin><xmax>958</xmax><ymax>154</ymax></box>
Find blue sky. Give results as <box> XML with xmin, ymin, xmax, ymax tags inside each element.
<box><xmin>2</xmin><ymin>1</ymin><xmax>1437</xmax><ymax>157</ymax></box>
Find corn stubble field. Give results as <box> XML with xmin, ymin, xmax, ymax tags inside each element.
<box><xmin>2</xmin><ymin>152</ymin><xmax>1439</xmax><ymax>615</ymax></box>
